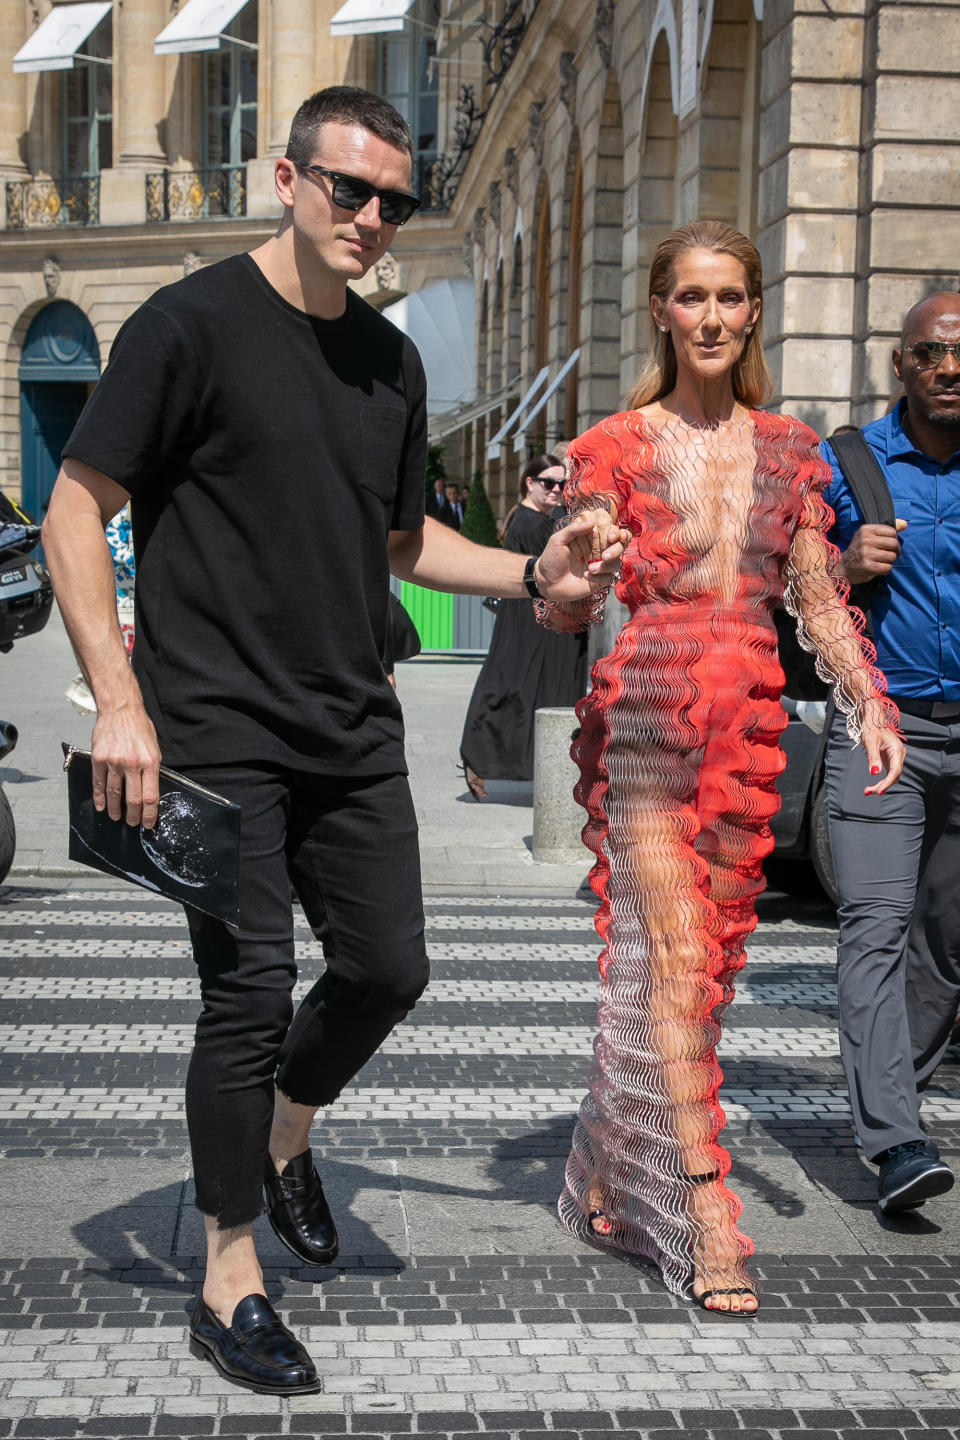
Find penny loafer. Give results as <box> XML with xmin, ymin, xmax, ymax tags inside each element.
<box><xmin>189</xmin><ymin>1293</ymin><xmax>319</xmax><ymax>1395</ymax></box>
<box><xmin>264</xmin><ymin>1147</ymin><xmax>339</xmax><ymax>1265</ymax></box>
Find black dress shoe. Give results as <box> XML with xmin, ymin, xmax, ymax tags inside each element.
<box><xmin>878</xmin><ymin>1139</ymin><xmax>954</xmax><ymax>1214</ymax></box>
<box><xmin>264</xmin><ymin>1147</ymin><xmax>339</xmax><ymax>1265</ymax></box>
<box><xmin>189</xmin><ymin>1293</ymin><xmax>319</xmax><ymax>1395</ymax></box>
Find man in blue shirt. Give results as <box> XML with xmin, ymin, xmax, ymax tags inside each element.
<box><xmin>822</xmin><ymin>291</ymin><xmax>960</xmax><ymax>1215</ymax></box>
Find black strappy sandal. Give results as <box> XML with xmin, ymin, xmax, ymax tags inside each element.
<box><xmin>587</xmin><ymin>1207</ymin><xmax>612</xmax><ymax>1236</ymax></box>
<box><xmin>686</xmin><ymin>1169</ymin><xmax>758</xmax><ymax>1318</ymax></box>
<box><xmin>694</xmin><ymin>1285</ymin><xmax>758</xmax><ymax>1317</ymax></box>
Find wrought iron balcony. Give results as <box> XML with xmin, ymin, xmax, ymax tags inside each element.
<box><xmin>146</xmin><ymin>166</ymin><xmax>246</xmax><ymax>222</ymax></box>
<box><xmin>5</xmin><ymin>175</ymin><xmax>99</xmax><ymax>229</ymax></box>
<box><xmin>421</xmin><ymin>0</ymin><xmax>529</xmax><ymax>213</ymax></box>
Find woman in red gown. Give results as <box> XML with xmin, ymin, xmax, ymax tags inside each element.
<box><xmin>539</xmin><ymin>221</ymin><xmax>903</xmax><ymax>1315</ymax></box>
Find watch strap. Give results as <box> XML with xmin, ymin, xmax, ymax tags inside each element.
<box><xmin>522</xmin><ymin>555</ymin><xmax>542</xmax><ymax>599</ymax></box>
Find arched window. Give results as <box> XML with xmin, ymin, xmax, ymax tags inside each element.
<box><xmin>19</xmin><ymin>302</ymin><xmax>100</xmax><ymax>531</ymax></box>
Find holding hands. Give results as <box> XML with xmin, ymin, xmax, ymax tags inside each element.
<box><xmin>535</xmin><ymin>507</ymin><xmax>631</xmax><ymax>603</ymax></box>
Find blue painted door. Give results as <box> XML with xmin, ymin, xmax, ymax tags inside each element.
<box><xmin>19</xmin><ymin>382</ymin><xmax>87</xmax><ymax>549</ymax></box>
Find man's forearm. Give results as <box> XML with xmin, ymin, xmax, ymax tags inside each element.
<box><xmin>389</xmin><ymin>518</ymin><xmax>530</xmax><ymax>597</ymax></box>
<box><xmin>43</xmin><ymin>487</ymin><xmax>144</xmax><ymax>716</ymax></box>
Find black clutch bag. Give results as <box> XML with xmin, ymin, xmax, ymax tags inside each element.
<box><xmin>62</xmin><ymin>744</ymin><xmax>241</xmax><ymax>925</ymax></box>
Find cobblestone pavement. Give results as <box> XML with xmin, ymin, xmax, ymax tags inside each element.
<box><xmin>0</xmin><ymin>878</ymin><xmax>958</xmax><ymax>1440</ymax></box>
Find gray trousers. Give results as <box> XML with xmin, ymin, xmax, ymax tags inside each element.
<box><xmin>825</xmin><ymin>706</ymin><xmax>960</xmax><ymax>1162</ymax></box>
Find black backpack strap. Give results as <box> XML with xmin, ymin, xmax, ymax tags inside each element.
<box><xmin>828</xmin><ymin>429</ymin><xmax>896</xmax><ymax>528</ymax></box>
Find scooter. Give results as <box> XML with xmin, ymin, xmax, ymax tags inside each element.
<box><xmin>0</xmin><ymin>496</ymin><xmax>54</xmax><ymax>884</ymax></box>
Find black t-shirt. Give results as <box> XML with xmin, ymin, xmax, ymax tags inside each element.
<box><xmin>65</xmin><ymin>254</ymin><xmax>427</xmax><ymax>775</ymax></box>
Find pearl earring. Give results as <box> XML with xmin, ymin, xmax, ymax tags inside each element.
<box><xmin>659</xmin><ymin>325</ymin><xmax>668</xmax><ymax>333</ymax></box>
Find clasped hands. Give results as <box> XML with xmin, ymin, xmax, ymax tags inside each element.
<box><xmin>534</xmin><ymin>507</ymin><xmax>632</xmax><ymax>603</ymax></box>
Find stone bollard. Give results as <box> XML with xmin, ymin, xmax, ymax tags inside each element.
<box><xmin>532</xmin><ymin>707</ymin><xmax>585</xmax><ymax>862</ymax></box>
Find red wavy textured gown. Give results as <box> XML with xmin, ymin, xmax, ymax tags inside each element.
<box><xmin>540</xmin><ymin>410</ymin><xmax>897</xmax><ymax>1299</ymax></box>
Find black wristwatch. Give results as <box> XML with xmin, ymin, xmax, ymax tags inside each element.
<box><xmin>523</xmin><ymin>555</ymin><xmax>543</xmax><ymax>599</ymax></box>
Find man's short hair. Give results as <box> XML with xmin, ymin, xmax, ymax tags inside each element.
<box><xmin>286</xmin><ymin>87</ymin><xmax>414</xmax><ymax>166</ymax></box>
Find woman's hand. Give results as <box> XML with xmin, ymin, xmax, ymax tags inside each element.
<box><xmin>536</xmin><ymin>513</ymin><xmax>632</xmax><ymax>602</ymax></box>
<box><xmin>861</xmin><ymin>723</ymin><xmax>905</xmax><ymax>796</ymax></box>
<box><xmin>567</xmin><ymin>506</ymin><xmax>624</xmax><ymax>566</ymax></box>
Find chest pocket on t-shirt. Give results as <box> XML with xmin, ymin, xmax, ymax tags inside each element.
<box><xmin>359</xmin><ymin>405</ymin><xmax>407</xmax><ymax>506</ymax></box>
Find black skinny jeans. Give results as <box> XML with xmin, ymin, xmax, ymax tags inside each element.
<box><xmin>179</xmin><ymin>763</ymin><xmax>429</xmax><ymax>1229</ymax></box>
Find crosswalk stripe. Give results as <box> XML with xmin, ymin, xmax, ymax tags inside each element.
<box><xmin>0</xmin><ymin>906</ymin><xmax>840</xmax><ymax>939</ymax></box>
<box><xmin>0</xmin><ymin>1022</ymin><xmax>842</xmax><ymax>1058</ymax></box>
<box><xmin>0</xmin><ymin>975</ymin><xmax>839</xmax><ymax>1006</ymax></box>
<box><xmin>1</xmin><ymin>1082</ymin><xmax>957</xmax><ymax>1123</ymax></box>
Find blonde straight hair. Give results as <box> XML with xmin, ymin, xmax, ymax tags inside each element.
<box><xmin>626</xmin><ymin>220</ymin><xmax>774</xmax><ymax>411</ymax></box>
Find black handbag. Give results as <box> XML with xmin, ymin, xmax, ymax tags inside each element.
<box><xmin>388</xmin><ymin>596</ymin><xmax>423</xmax><ymax>662</ymax></box>
<box><xmin>62</xmin><ymin>744</ymin><xmax>241</xmax><ymax>924</ymax></box>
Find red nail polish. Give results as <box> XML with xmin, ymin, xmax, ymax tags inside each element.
<box><xmin>870</xmin><ymin>765</ymin><xmax>880</xmax><ymax>775</ymax></box>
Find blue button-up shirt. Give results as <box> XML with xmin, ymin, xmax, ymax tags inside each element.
<box><xmin>821</xmin><ymin>401</ymin><xmax>960</xmax><ymax>701</ymax></box>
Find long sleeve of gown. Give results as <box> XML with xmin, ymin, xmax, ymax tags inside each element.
<box><xmin>781</xmin><ymin>440</ymin><xmax>900</xmax><ymax>742</ymax></box>
<box><xmin>535</xmin><ymin>417</ymin><xmax>632</xmax><ymax>633</ymax></box>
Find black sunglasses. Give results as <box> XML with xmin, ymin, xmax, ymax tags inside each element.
<box><xmin>904</xmin><ymin>340</ymin><xmax>960</xmax><ymax>371</ymax></box>
<box><xmin>295</xmin><ymin>163</ymin><xmax>420</xmax><ymax>226</ymax></box>
<box><xmin>536</xmin><ymin>478</ymin><xmax>563</xmax><ymax>491</ymax></box>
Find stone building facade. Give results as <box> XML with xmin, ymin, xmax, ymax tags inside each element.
<box><xmin>431</xmin><ymin>0</ymin><xmax>960</xmax><ymax>521</ymax></box>
<box><xmin>0</xmin><ymin>0</ymin><xmax>462</xmax><ymax>514</ymax></box>
<box><xmin>3</xmin><ymin>0</ymin><xmax>960</xmax><ymax>532</ymax></box>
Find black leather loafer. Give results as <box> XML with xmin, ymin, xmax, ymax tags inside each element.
<box><xmin>189</xmin><ymin>1293</ymin><xmax>319</xmax><ymax>1395</ymax></box>
<box><xmin>264</xmin><ymin>1148</ymin><xmax>339</xmax><ymax>1266</ymax></box>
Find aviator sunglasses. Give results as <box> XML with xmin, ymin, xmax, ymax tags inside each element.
<box><xmin>904</xmin><ymin>340</ymin><xmax>960</xmax><ymax>370</ymax></box>
<box><xmin>295</xmin><ymin>162</ymin><xmax>421</xmax><ymax>226</ymax></box>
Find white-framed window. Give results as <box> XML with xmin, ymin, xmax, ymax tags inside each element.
<box><xmin>203</xmin><ymin>0</ymin><xmax>258</xmax><ymax>171</ymax></box>
<box><xmin>377</xmin><ymin>0</ymin><xmax>440</xmax><ymax>197</ymax></box>
<box><xmin>61</xmin><ymin>12</ymin><xmax>112</xmax><ymax>177</ymax></box>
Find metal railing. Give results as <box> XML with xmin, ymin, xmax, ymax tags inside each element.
<box><xmin>146</xmin><ymin>166</ymin><xmax>246</xmax><ymax>221</ymax></box>
<box><xmin>421</xmin><ymin>0</ymin><xmax>529</xmax><ymax>212</ymax></box>
<box><xmin>5</xmin><ymin>175</ymin><xmax>99</xmax><ymax>229</ymax></box>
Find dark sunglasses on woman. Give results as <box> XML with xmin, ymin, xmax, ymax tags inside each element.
<box><xmin>294</xmin><ymin>163</ymin><xmax>421</xmax><ymax>226</ymax></box>
<box><xmin>537</xmin><ymin>478</ymin><xmax>563</xmax><ymax>491</ymax></box>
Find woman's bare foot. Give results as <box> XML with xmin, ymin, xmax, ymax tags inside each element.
<box><xmin>692</xmin><ymin>1277</ymin><xmax>758</xmax><ymax>1315</ymax></box>
<box><xmin>586</xmin><ymin>1181</ymin><xmax>612</xmax><ymax>1237</ymax></box>
<box><xmin>462</xmin><ymin>764</ymin><xmax>486</xmax><ymax>801</ymax></box>
<box><xmin>688</xmin><ymin>1181</ymin><xmax>758</xmax><ymax>1315</ymax></box>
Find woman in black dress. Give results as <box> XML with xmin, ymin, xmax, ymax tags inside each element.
<box><xmin>460</xmin><ymin>455</ymin><xmax>589</xmax><ymax>799</ymax></box>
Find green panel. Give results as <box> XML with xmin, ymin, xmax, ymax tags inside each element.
<box><xmin>400</xmin><ymin>582</ymin><xmax>453</xmax><ymax>650</ymax></box>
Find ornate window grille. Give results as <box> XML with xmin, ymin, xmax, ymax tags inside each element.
<box><xmin>145</xmin><ymin>168</ymin><xmax>247</xmax><ymax>222</ymax></box>
<box><xmin>5</xmin><ymin>176</ymin><xmax>100</xmax><ymax>229</ymax></box>
<box><xmin>422</xmin><ymin>0</ymin><xmax>529</xmax><ymax>212</ymax></box>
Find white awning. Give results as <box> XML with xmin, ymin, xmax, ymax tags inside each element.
<box><xmin>330</xmin><ymin>0</ymin><xmax>415</xmax><ymax>38</ymax></box>
<box><xmin>13</xmin><ymin>2</ymin><xmax>112</xmax><ymax>74</ymax></box>
<box><xmin>154</xmin><ymin>0</ymin><xmax>251</xmax><ymax>54</ymax></box>
<box><xmin>382</xmin><ymin>278</ymin><xmax>476</xmax><ymax>416</ymax></box>
<box><xmin>435</xmin><ymin>0</ymin><xmax>482</xmax><ymax>58</ymax></box>
<box><xmin>429</xmin><ymin>379</ymin><xmax>521</xmax><ymax>443</ymax></box>
<box><xmin>508</xmin><ymin>350</ymin><xmax>580</xmax><ymax>454</ymax></box>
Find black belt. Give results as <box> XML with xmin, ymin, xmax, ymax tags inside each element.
<box><xmin>891</xmin><ymin>696</ymin><xmax>960</xmax><ymax>721</ymax></box>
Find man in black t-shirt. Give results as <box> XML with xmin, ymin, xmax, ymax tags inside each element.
<box><xmin>42</xmin><ymin>87</ymin><xmax>627</xmax><ymax>1397</ymax></box>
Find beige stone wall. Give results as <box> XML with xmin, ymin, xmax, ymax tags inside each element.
<box><xmin>442</xmin><ymin>0</ymin><xmax>960</xmax><ymax>519</ymax></box>
<box><xmin>5</xmin><ymin>0</ymin><xmax>960</xmax><ymax>506</ymax></box>
<box><xmin>0</xmin><ymin>1</ymin><xmax>464</xmax><ymax>499</ymax></box>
